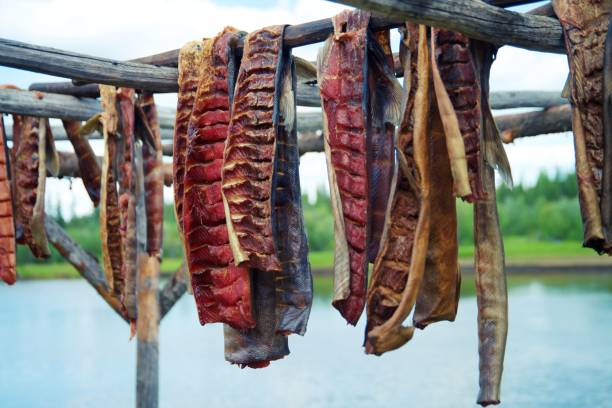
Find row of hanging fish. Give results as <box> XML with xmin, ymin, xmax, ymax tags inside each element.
<box><xmin>0</xmin><ymin>83</ymin><xmax>62</xmax><ymax>285</ymax></box>
<box><xmin>171</xmin><ymin>9</ymin><xmax>512</xmax><ymax>405</ymax></box>
<box><xmin>0</xmin><ymin>83</ymin><xmax>164</xmax><ymax>339</ymax></box>
<box><xmin>317</xmin><ymin>11</ymin><xmax>511</xmax><ymax>406</ymax></box>
<box><xmin>97</xmin><ymin>85</ymin><xmax>165</xmax><ymax>329</ymax></box>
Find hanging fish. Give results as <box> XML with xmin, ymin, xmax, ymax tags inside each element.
<box><xmin>61</xmin><ymin>120</ymin><xmax>101</xmax><ymax>206</ymax></box>
<box><xmin>14</xmin><ymin>116</ymin><xmax>57</xmax><ymax>259</ymax></box>
<box><xmin>0</xmin><ymin>115</ymin><xmax>16</xmax><ymax>285</ymax></box>
<box><xmin>183</xmin><ymin>28</ymin><xmax>255</xmax><ymax>331</ymax></box>
<box><xmin>222</xmin><ymin>25</ymin><xmax>313</xmax><ymax>366</ymax></box>
<box><xmin>431</xmin><ymin>29</ymin><xmax>482</xmax><ymax>201</ymax></box>
<box><xmin>271</xmin><ymin>40</ymin><xmax>313</xmax><ymax>336</ymax></box>
<box><xmin>367</xmin><ymin>28</ymin><xmax>401</xmax><ymax>262</ymax></box>
<box><xmin>553</xmin><ymin>0</ymin><xmax>612</xmax><ymax>254</ymax></box>
<box><xmin>173</xmin><ymin>40</ymin><xmax>206</xmax><ymax>242</ymax></box>
<box><xmin>10</xmin><ymin>114</ymin><xmax>25</xmax><ymax>245</ymax></box>
<box><xmin>365</xmin><ymin>24</ymin><xmax>431</xmax><ymax>355</ymax></box>
<box><xmin>137</xmin><ymin>92</ymin><xmax>164</xmax><ymax>260</ymax></box>
<box><xmin>472</xmin><ymin>40</ymin><xmax>510</xmax><ymax>408</ymax></box>
<box><xmin>99</xmin><ymin>85</ymin><xmax>124</xmax><ymax>292</ymax></box>
<box><xmin>317</xmin><ymin>9</ymin><xmax>400</xmax><ymax>326</ymax></box>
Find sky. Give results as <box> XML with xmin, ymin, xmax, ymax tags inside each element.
<box><xmin>0</xmin><ymin>0</ymin><xmax>572</xmax><ymax>218</ymax></box>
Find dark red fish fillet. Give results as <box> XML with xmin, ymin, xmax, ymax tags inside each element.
<box><xmin>14</xmin><ymin>116</ymin><xmax>51</xmax><ymax>259</ymax></box>
<box><xmin>0</xmin><ymin>116</ymin><xmax>16</xmax><ymax>284</ymax></box>
<box><xmin>318</xmin><ymin>9</ymin><xmax>371</xmax><ymax>325</ymax></box>
<box><xmin>174</xmin><ymin>40</ymin><xmax>206</xmax><ymax>239</ymax></box>
<box><xmin>222</xmin><ymin>26</ymin><xmax>286</xmax><ymax>274</ymax></box>
<box><xmin>184</xmin><ymin>28</ymin><xmax>255</xmax><ymax>331</ymax></box>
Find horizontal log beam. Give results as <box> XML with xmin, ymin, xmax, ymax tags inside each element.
<box><xmin>29</xmin><ymin>76</ymin><xmax>321</xmax><ymax>108</ymax></box>
<box><xmin>0</xmin><ymin>88</ymin><xmax>100</xmax><ymax>120</ymax></box>
<box><xmin>327</xmin><ymin>0</ymin><xmax>564</xmax><ymax>53</ymax></box>
<box><xmin>498</xmin><ymin>104</ymin><xmax>572</xmax><ymax>143</ymax></box>
<box><xmin>0</xmin><ymin>38</ymin><xmax>178</xmax><ymax>92</ymax></box>
<box><xmin>45</xmin><ymin>107</ymin><xmax>572</xmax><ymax>180</ymax></box>
<box><xmin>3</xmin><ymin>87</ymin><xmax>565</xmax><ymax>126</ymax></box>
<box><xmin>52</xmin><ymin>150</ymin><xmax>173</xmax><ymax>187</ymax></box>
<box><xmin>1</xmin><ymin>3</ymin><xmax>562</xmax><ymax>91</ymax></box>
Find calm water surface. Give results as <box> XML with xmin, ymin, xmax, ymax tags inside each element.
<box><xmin>1</xmin><ymin>275</ymin><xmax>611</xmax><ymax>407</ymax></box>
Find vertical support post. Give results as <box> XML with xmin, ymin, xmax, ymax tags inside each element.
<box><xmin>134</xmin><ymin>141</ymin><xmax>160</xmax><ymax>408</ymax></box>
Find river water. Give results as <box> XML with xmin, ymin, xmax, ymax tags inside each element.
<box><xmin>1</xmin><ymin>275</ymin><xmax>611</xmax><ymax>407</ymax></box>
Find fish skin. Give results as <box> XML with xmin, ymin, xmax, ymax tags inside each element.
<box><xmin>272</xmin><ymin>54</ymin><xmax>313</xmax><ymax>336</ymax></box>
<box><xmin>99</xmin><ymin>85</ymin><xmax>123</xmax><ymax>292</ymax></box>
<box><xmin>553</xmin><ymin>0</ymin><xmax>612</xmax><ymax>254</ymax></box>
<box><xmin>365</xmin><ymin>24</ymin><xmax>431</xmax><ymax>355</ymax></box>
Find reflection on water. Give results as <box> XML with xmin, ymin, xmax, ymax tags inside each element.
<box><xmin>1</xmin><ymin>274</ymin><xmax>611</xmax><ymax>407</ymax></box>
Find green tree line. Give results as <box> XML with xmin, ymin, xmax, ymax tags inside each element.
<box><xmin>20</xmin><ymin>170</ymin><xmax>582</xmax><ymax>264</ymax></box>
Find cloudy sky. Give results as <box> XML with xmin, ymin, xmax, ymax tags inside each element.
<box><xmin>0</xmin><ymin>0</ymin><xmax>571</xmax><ymax>217</ymax></box>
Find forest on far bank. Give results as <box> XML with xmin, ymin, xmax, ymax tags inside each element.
<box><xmin>20</xmin><ymin>170</ymin><xmax>585</xmax><ymax>265</ymax></box>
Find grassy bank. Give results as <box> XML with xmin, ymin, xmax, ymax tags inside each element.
<box><xmin>14</xmin><ymin>236</ymin><xmax>606</xmax><ymax>280</ymax></box>
<box><xmin>310</xmin><ymin>236</ymin><xmax>599</xmax><ymax>269</ymax></box>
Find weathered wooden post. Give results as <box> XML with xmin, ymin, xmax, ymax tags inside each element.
<box><xmin>134</xmin><ymin>140</ymin><xmax>160</xmax><ymax>408</ymax></box>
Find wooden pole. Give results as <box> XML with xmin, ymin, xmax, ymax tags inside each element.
<box><xmin>133</xmin><ymin>141</ymin><xmax>160</xmax><ymax>408</ymax></box>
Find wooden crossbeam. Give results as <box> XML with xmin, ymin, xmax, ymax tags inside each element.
<box><xmin>0</xmin><ymin>5</ymin><xmax>563</xmax><ymax>92</ymax></box>
<box><xmin>42</xmin><ymin>106</ymin><xmax>573</xmax><ymax>183</ymax></box>
<box><xmin>326</xmin><ymin>0</ymin><xmax>564</xmax><ymax>53</ymax></box>
<box><xmin>1</xmin><ymin>87</ymin><xmax>565</xmax><ymax>128</ymax></box>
